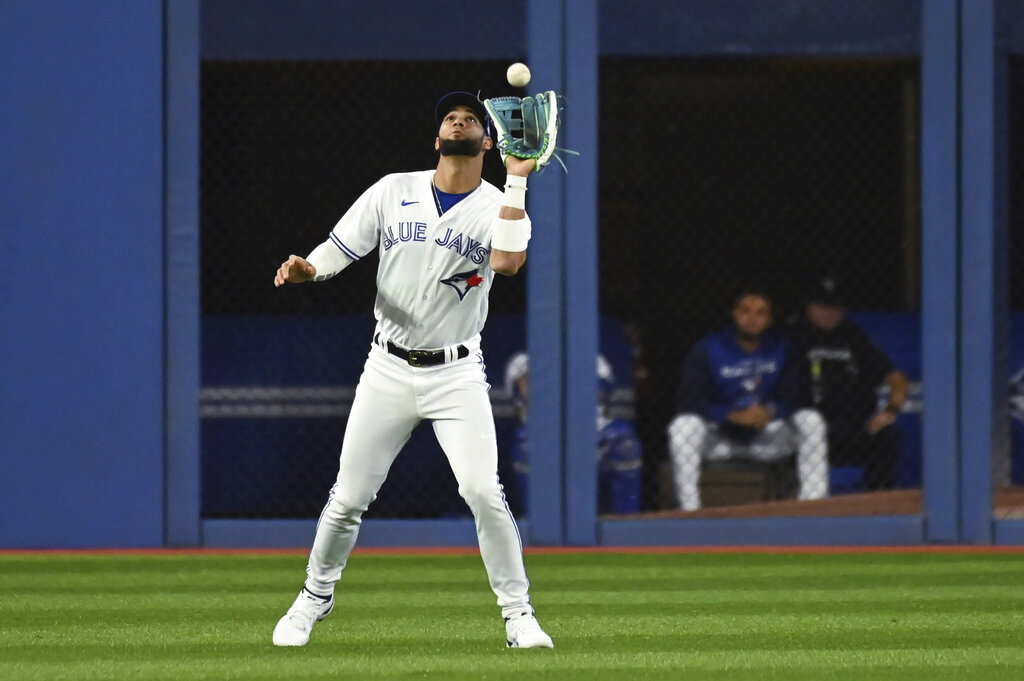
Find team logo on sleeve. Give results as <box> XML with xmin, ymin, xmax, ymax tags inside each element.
<box><xmin>440</xmin><ymin>269</ymin><xmax>484</xmax><ymax>301</ymax></box>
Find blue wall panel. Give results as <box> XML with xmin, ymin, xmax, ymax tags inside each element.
<box><xmin>919</xmin><ymin>0</ymin><xmax>961</xmax><ymax>544</ymax></box>
<box><xmin>201</xmin><ymin>0</ymin><xmax>921</xmax><ymax>60</ymax></box>
<box><xmin>960</xmin><ymin>0</ymin><xmax>999</xmax><ymax>544</ymax></box>
<box><xmin>599</xmin><ymin>516</ymin><xmax>924</xmax><ymax>547</ymax></box>
<box><xmin>524</xmin><ymin>0</ymin><xmax>567</xmax><ymax>545</ymax></box>
<box><xmin>563</xmin><ymin>0</ymin><xmax>601</xmax><ymax>546</ymax></box>
<box><xmin>166</xmin><ymin>0</ymin><xmax>202</xmax><ymax>547</ymax></box>
<box><xmin>3</xmin><ymin>0</ymin><xmax>1014</xmax><ymax>548</ymax></box>
<box><xmin>599</xmin><ymin>0</ymin><xmax>920</xmax><ymax>56</ymax></box>
<box><xmin>0</xmin><ymin>0</ymin><xmax>166</xmax><ymax>547</ymax></box>
<box><xmin>202</xmin><ymin>518</ymin><xmax>510</xmax><ymax>548</ymax></box>
<box><xmin>202</xmin><ymin>0</ymin><xmax>526</xmax><ymax>59</ymax></box>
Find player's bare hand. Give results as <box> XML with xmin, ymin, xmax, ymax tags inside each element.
<box><xmin>746</xmin><ymin>404</ymin><xmax>773</xmax><ymax>430</ymax></box>
<box><xmin>274</xmin><ymin>255</ymin><xmax>316</xmax><ymax>287</ymax></box>
<box><xmin>729</xmin><ymin>404</ymin><xmax>772</xmax><ymax>430</ymax></box>
<box><xmin>506</xmin><ymin>156</ymin><xmax>536</xmax><ymax>177</ymax></box>
<box><xmin>866</xmin><ymin>410</ymin><xmax>896</xmax><ymax>435</ymax></box>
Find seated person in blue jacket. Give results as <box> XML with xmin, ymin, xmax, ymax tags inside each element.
<box><xmin>504</xmin><ymin>351</ymin><xmax>643</xmax><ymax>514</ymax></box>
<box><xmin>785</xmin><ymin>276</ymin><xmax>909</xmax><ymax>490</ymax></box>
<box><xmin>667</xmin><ymin>288</ymin><xmax>829</xmax><ymax>511</ymax></box>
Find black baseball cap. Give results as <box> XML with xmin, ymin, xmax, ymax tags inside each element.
<box><xmin>434</xmin><ymin>91</ymin><xmax>491</xmax><ymax>136</ymax></box>
<box><xmin>808</xmin><ymin>276</ymin><xmax>845</xmax><ymax>306</ymax></box>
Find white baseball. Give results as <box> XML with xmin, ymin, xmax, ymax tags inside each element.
<box><xmin>506</xmin><ymin>63</ymin><xmax>531</xmax><ymax>88</ymax></box>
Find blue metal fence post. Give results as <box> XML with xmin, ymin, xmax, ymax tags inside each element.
<box><xmin>526</xmin><ymin>0</ymin><xmax>566</xmax><ymax>544</ymax></box>
<box><xmin>920</xmin><ymin>0</ymin><xmax>961</xmax><ymax>543</ymax></box>
<box><xmin>959</xmin><ymin>0</ymin><xmax>1004</xmax><ymax>544</ymax></box>
<box><xmin>563</xmin><ymin>0</ymin><xmax>600</xmax><ymax>546</ymax></box>
<box><xmin>164</xmin><ymin>0</ymin><xmax>201</xmax><ymax>547</ymax></box>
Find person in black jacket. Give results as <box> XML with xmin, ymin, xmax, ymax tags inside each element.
<box><xmin>786</xmin><ymin>277</ymin><xmax>908</xmax><ymax>490</ymax></box>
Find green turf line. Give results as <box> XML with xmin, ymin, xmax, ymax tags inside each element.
<box><xmin>1</xmin><ymin>552</ymin><xmax>1023</xmax><ymax>680</ymax></box>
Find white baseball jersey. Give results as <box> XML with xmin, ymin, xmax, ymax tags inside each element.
<box><xmin>296</xmin><ymin>167</ymin><xmax>536</xmax><ymax>619</ymax></box>
<box><xmin>322</xmin><ymin>169</ymin><xmax>510</xmax><ymax>349</ymax></box>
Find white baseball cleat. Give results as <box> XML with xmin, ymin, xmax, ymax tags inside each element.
<box><xmin>272</xmin><ymin>588</ymin><xmax>334</xmax><ymax>647</ymax></box>
<box><xmin>505</xmin><ymin>613</ymin><xmax>554</xmax><ymax>649</ymax></box>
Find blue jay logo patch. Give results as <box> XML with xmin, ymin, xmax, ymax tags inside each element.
<box><xmin>440</xmin><ymin>269</ymin><xmax>483</xmax><ymax>301</ymax></box>
<box><xmin>742</xmin><ymin>375</ymin><xmax>763</xmax><ymax>393</ymax></box>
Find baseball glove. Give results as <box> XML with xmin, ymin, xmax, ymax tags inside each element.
<box><xmin>484</xmin><ymin>90</ymin><xmax>578</xmax><ymax>173</ymax></box>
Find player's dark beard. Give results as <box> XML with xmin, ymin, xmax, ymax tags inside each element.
<box><xmin>439</xmin><ymin>136</ymin><xmax>484</xmax><ymax>157</ymax></box>
<box><xmin>736</xmin><ymin>330</ymin><xmax>761</xmax><ymax>344</ymax></box>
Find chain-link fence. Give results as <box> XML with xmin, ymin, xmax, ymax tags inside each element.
<box><xmin>201</xmin><ymin>50</ymin><xmax>959</xmax><ymax>521</ymax></box>
<box><xmin>201</xmin><ymin>55</ymin><xmax>926</xmax><ymax>520</ymax></box>
<box><xmin>598</xmin><ymin>57</ymin><xmax>922</xmax><ymax>514</ymax></box>
<box><xmin>200</xmin><ymin>59</ymin><xmax>525</xmax><ymax>519</ymax></box>
<box><xmin>1002</xmin><ymin>51</ymin><xmax>1024</xmax><ymax>519</ymax></box>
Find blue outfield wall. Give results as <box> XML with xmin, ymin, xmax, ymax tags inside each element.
<box><xmin>0</xmin><ymin>0</ymin><xmax>166</xmax><ymax>547</ymax></box>
<box><xmin>196</xmin><ymin>311</ymin><xmax>1024</xmax><ymax>546</ymax></box>
<box><xmin>191</xmin><ymin>0</ymin><xmax>1023</xmax><ymax>547</ymax></box>
<box><xmin>2</xmin><ymin>0</ymin><xmax>1021</xmax><ymax>548</ymax></box>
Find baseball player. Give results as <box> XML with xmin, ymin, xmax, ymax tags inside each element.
<box><xmin>504</xmin><ymin>352</ymin><xmax>643</xmax><ymax>514</ymax></box>
<box><xmin>667</xmin><ymin>288</ymin><xmax>829</xmax><ymax>511</ymax></box>
<box><xmin>1011</xmin><ymin>367</ymin><xmax>1024</xmax><ymax>483</ymax></box>
<box><xmin>271</xmin><ymin>92</ymin><xmax>553</xmax><ymax>649</ymax></box>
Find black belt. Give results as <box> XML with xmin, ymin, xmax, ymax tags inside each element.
<box><xmin>378</xmin><ymin>335</ymin><xmax>469</xmax><ymax>367</ymax></box>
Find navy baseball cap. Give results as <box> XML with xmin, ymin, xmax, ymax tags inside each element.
<box><xmin>434</xmin><ymin>91</ymin><xmax>491</xmax><ymax>136</ymax></box>
<box><xmin>808</xmin><ymin>276</ymin><xmax>845</xmax><ymax>306</ymax></box>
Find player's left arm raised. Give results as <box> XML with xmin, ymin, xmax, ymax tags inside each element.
<box><xmin>490</xmin><ymin>157</ymin><xmax>534</xmax><ymax>276</ymax></box>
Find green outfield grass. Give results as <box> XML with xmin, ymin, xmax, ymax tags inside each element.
<box><xmin>1</xmin><ymin>549</ymin><xmax>1023</xmax><ymax>680</ymax></box>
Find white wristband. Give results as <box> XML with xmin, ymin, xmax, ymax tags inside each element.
<box><xmin>502</xmin><ymin>174</ymin><xmax>528</xmax><ymax>210</ymax></box>
<box><xmin>491</xmin><ymin>216</ymin><xmax>532</xmax><ymax>252</ymax></box>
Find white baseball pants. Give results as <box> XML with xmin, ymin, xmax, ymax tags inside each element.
<box><xmin>302</xmin><ymin>344</ymin><xmax>532</xmax><ymax>618</ymax></box>
<box><xmin>667</xmin><ymin>409</ymin><xmax>829</xmax><ymax>511</ymax></box>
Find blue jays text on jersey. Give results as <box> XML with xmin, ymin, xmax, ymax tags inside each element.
<box><xmin>381</xmin><ymin>222</ymin><xmax>427</xmax><ymax>251</ymax></box>
<box><xmin>380</xmin><ymin>223</ymin><xmax>490</xmax><ymax>266</ymax></box>
<box><xmin>434</xmin><ymin>227</ymin><xmax>490</xmax><ymax>264</ymax></box>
